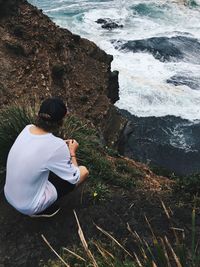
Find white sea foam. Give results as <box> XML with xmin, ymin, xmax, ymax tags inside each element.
<box><xmin>29</xmin><ymin>0</ymin><xmax>200</xmax><ymax>121</ymax></box>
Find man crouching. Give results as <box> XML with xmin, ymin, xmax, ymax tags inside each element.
<box><xmin>4</xmin><ymin>98</ymin><xmax>89</xmax><ymax>217</ymax></box>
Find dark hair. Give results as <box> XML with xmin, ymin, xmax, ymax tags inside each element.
<box><xmin>35</xmin><ymin>98</ymin><xmax>67</xmax><ymax>133</ymax></box>
<box><xmin>35</xmin><ymin>116</ymin><xmax>63</xmax><ymax>133</ymax></box>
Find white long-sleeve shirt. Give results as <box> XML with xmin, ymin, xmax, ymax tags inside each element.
<box><xmin>4</xmin><ymin>125</ymin><xmax>80</xmax><ymax>215</ymax></box>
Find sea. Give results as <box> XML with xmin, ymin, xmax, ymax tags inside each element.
<box><xmin>29</xmin><ymin>0</ymin><xmax>200</xmax><ymax>175</ymax></box>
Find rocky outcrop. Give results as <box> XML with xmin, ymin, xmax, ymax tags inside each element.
<box><xmin>96</xmin><ymin>18</ymin><xmax>123</xmax><ymax>30</ymax></box>
<box><xmin>115</xmin><ymin>36</ymin><xmax>200</xmax><ymax>63</ymax></box>
<box><xmin>118</xmin><ymin>110</ymin><xmax>200</xmax><ymax>176</ymax></box>
<box><xmin>0</xmin><ymin>0</ymin><xmax>125</xmax><ymax>145</ymax></box>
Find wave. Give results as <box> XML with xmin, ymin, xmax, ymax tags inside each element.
<box><xmin>29</xmin><ymin>0</ymin><xmax>200</xmax><ymax>120</ymax></box>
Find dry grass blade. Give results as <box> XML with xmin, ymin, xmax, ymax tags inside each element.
<box><xmin>133</xmin><ymin>252</ymin><xmax>143</xmax><ymax>267</ymax></box>
<box><xmin>95</xmin><ymin>223</ymin><xmax>134</xmax><ymax>259</ymax></box>
<box><xmin>144</xmin><ymin>215</ymin><xmax>156</xmax><ymax>241</ymax></box>
<box><xmin>161</xmin><ymin>201</ymin><xmax>170</xmax><ymax>219</ymax></box>
<box><xmin>160</xmin><ymin>237</ymin><xmax>172</xmax><ymax>267</ymax></box>
<box><xmin>165</xmin><ymin>236</ymin><xmax>183</xmax><ymax>267</ymax></box>
<box><xmin>93</xmin><ymin>241</ymin><xmax>115</xmax><ymax>267</ymax></box>
<box><xmin>73</xmin><ymin>210</ymin><xmax>99</xmax><ymax>267</ymax></box>
<box><xmin>127</xmin><ymin>223</ymin><xmax>143</xmax><ymax>246</ymax></box>
<box><xmin>170</xmin><ymin>227</ymin><xmax>184</xmax><ymax>232</ymax></box>
<box><xmin>62</xmin><ymin>247</ymin><xmax>86</xmax><ymax>262</ymax></box>
<box><xmin>127</xmin><ymin>224</ymin><xmax>148</xmax><ymax>260</ymax></box>
<box><xmin>41</xmin><ymin>234</ymin><xmax>71</xmax><ymax>267</ymax></box>
<box><xmin>161</xmin><ymin>201</ymin><xmax>179</xmax><ymax>242</ymax></box>
<box><xmin>93</xmin><ymin>241</ymin><xmax>115</xmax><ymax>260</ymax></box>
<box><xmin>152</xmin><ymin>261</ymin><xmax>158</xmax><ymax>267</ymax></box>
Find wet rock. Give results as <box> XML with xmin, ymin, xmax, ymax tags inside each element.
<box><xmin>107</xmin><ymin>70</ymin><xmax>119</xmax><ymax>104</ymax></box>
<box><xmin>96</xmin><ymin>18</ymin><xmax>123</xmax><ymax>30</ymax></box>
<box><xmin>72</xmin><ymin>34</ymin><xmax>81</xmax><ymax>43</ymax></box>
<box><xmin>118</xmin><ymin>110</ymin><xmax>200</xmax><ymax>176</ymax></box>
<box><xmin>116</xmin><ymin>36</ymin><xmax>200</xmax><ymax>63</ymax></box>
<box><xmin>96</xmin><ymin>18</ymin><xmax>107</xmax><ymax>24</ymax></box>
<box><xmin>167</xmin><ymin>75</ymin><xmax>200</xmax><ymax>90</ymax></box>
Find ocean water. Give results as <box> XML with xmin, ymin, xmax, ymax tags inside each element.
<box><xmin>29</xmin><ymin>0</ymin><xmax>200</xmax><ymax>121</ymax></box>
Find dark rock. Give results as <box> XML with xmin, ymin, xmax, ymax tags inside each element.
<box><xmin>5</xmin><ymin>42</ymin><xmax>26</xmax><ymax>56</ymax></box>
<box><xmin>117</xmin><ymin>36</ymin><xmax>200</xmax><ymax>63</ymax></box>
<box><xmin>52</xmin><ymin>65</ymin><xmax>65</xmax><ymax>80</ymax></box>
<box><xmin>107</xmin><ymin>70</ymin><xmax>119</xmax><ymax>104</ymax></box>
<box><xmin>13</xmin><ymin>25</ymin><xmax>25</xmax><ymax>38</ymax></box>
<box><xmin>0</xmin><ymin>0</ymin><xmax>20</xmax><ymax>17</ymax></box>
<box><xmin>118</xmin><ymin>110</ymin><xmax>200</xmax><ymax>176</ymax></box>
<box><xmin>96</xmin><ymin>18</ymin><xmax>107</xmax><ymax>24</ymax></box>
<box><xmin>55</xmin><ymin>40</ymin><xmax>63</xmax><ymax>51</ymax></box>
<box><xmin>72</xmin><ymin>34</ymin><xmax>81</xmax><ymax>43</ymax></box>
<box><xmin>96</xmin><ymin>18</ymin><xmax>123</xmax><ymax>30</ymax></box>
<box><xmin>167</xmin><ymin>75</ymin><xmax>200</xmax><ymax>90</ymax></box>
<box><xmin>79</xmin><ymin>95</ymin><xmax>88</xmax><ymax>102</ymax></box>
<box><xmin>102</xmin><ymin>22</ymin><xmax>123</xmax><ymax>30</ymax></box>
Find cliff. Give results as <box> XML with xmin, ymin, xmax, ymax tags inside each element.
<box><xmin>0</xmin><ymin>0</ymin><xmax>124</xmax><ymax>146</ymax></box>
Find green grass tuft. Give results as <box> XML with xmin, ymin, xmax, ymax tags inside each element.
<box><xmin>0</xmin><ymin>106</ymin><xmax>140</xmax><ymax>189</ymax></box>
<box><xmin>0</xmin><ymin>106</ymin><xmax>34</xmax><ymax>166</ymax></box>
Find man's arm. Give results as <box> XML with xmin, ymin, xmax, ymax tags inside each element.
<box><xmin>66</xmin><ymin>139</ymin><xmax>89</xmax><ymax>186</ymax></box>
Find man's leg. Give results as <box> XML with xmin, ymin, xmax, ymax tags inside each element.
<box><xmin>49</xmin><ymin>166</ymin><xmax>89</xmax><ymax>200</ymax></box>
<box><xmin>76</xmin><ymin>166</ymin><xmax>89</xmax><ymax>187</ymax></box>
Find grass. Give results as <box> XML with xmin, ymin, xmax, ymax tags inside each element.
<box><xmin>0</xmin><ymin>105</ymin><xmax>142</xmax><ymax>189</ymax></box>
<box><xmin>42</xmin><ymin>205</ymin><xmax>200</xmax><ymax>267</ymax></box>
<box><xmin>0</xmin><ymin>106</ymin><xmax>34</xmax><ymax>166</ymax></box>
<box><xmin>175</xmin><ymin>173</ymin><xmax>200</xmax><ymax>195</ymax></box>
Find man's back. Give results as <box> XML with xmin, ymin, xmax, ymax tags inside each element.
<box><xmin>4</xmin><ymin>124</ymin><xmax>67</xmax><ymax>214</ymax></box>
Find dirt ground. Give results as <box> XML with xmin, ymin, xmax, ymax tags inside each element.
<box><xmin>0</xmin><ymin>180</ymin><xmax>199</xmax><ymax>267</ymax></box>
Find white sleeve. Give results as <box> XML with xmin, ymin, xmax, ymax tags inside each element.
<box><xmin>47</xmin><ymin>144</ymin><xmax>80</xmax><ymax>184</ymax></box>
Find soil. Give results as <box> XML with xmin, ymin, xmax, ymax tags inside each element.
<box><xmin>0</xmin><ymin>172</ymin><xmax>199</xmax><ymax>267</ymax></box>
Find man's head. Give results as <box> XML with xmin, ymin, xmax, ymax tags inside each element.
<box><xmin>35</xmin><ymin>98</ymin><xmax>67</xmax><ymax>132</ymax></box>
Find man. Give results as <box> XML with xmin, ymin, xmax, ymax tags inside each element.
<box><xmin>4</xmin><ymin>98</ymin><xmax>89</xmax><ymax>217</ymax></box>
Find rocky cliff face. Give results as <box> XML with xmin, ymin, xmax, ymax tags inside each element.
<box><xmin>0</xmin><ymin>0</ymin><xmax>125</xmax><ymax>145</ymax></box>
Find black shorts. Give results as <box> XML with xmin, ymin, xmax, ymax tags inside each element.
<box><xmin>48</xmin><ymin>172</ymin><xmax>76</xmax><ymax>200</ymax></box>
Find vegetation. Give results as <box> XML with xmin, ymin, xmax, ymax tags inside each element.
<box><xmin>1</xmin><ymin>105</ymin><xmax>199</xmax><ymax>267</ymax></box>
<box><xmin>175</xmin><ymin>173</ymin><xmax>200</xmax><ymax>196</ymax></box>
<box><xmin>0</xmin><ymin>105</ymin><xmax>140</xmax><ymax>189</ymax></box>
<box><xmin>42</xmin><ymin>206</ymin><xmax>200</xmax><ymax>267</ymax></box>
<box><xmin>0</xmin><ymin>106</ymin><xmax>33</xmax><ymax>166</ymax></box>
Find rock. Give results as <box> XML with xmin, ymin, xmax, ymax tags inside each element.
<box><xmin>107</xmin><ymin>70</ymin><xmax>119</xmax><ymax>104</ymax></box>
<box><xmin>5</xmin><ymin>42</ymin><xmax>26</xmax><ymax>56</ymax></box>
<box><xmin>117</xmin><ymin>36</ymin><xmax>200</xmax><ymax>63</ymax></box>
<box><xmin>102</xmin><ymin>22</ymin><xmax>123</xmax><ymax>30</ymax></box>
<box><xmin>13</xmin><ymin>25</ymin><xmax>25</xmax><ymax>38</ymax></box>
<box><xmin>118</xmin><ymin>110</ymin><xmax>200</xmax><ymax>176</ymax></box>
<box><xmin>96</xmin><ymin>18</ymin><xmax>123</xmax><ymax>30</ymax></box>
<box><xmin>96</xmin><ymin>18</ymin><xmax>107</xmax><ymax>24</ymax></box>
<box><xmin>52</xmin><ymin>64</ymin><xmax>65</xmax><ymax>80</ymax></box>
<box><xmin>167</xmin><ymin>75</ymin><xmax>200</xmax><ymax>90</ymax></box>
<box><xmin>0</xmin><ymin>0</ymin><xmax>20</xmax><ymax>17</ymax></box>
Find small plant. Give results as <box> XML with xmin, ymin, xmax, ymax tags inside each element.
<box><xmin>90</xmin><ymin>182</ymin><xmax>110</xmax><ymax>203</ymax></box>
<box><xmin>175</xmin><ymin>173</ymin><xmax>200</xmax><ymax>195</ymax></box>
<box><xmin>0</xmin><ymin>105</ymin><xmax>34</xmax><ymax>166</ymax></box>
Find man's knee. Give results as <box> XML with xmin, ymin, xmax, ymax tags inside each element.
<box><xmin>79</xmin><ymin>166</ymin><xmax>89</xmax><ymax>179</ymax></box>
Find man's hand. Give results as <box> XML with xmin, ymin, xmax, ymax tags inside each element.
<box><xmin>65</xmin><ymin>139</ymin><xmax>79</xmax><ymax>156</ymax></box>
